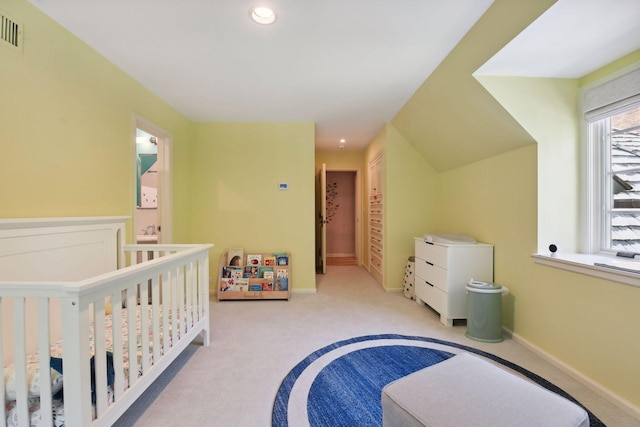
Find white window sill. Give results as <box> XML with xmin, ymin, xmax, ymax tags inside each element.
<box><xmin>532</xmin><ymin>253</ymin><xmax>640</xmax><ymax>288</ymax></box>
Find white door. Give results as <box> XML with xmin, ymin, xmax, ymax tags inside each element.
<box><xmin>320</xmin><ymin>163</ymin><xmax>327</xmax><ymax>274</ymax></box>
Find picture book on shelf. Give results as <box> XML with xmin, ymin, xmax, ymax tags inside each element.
<box><xmin>220</xmin><ymin>278</ymin><xmax>234</xmax><ymax>292</ymax></box>
<box><xmin>234</xmin><ymin>279</ymin><xmax>249</xmax><ymax>292</ymax></box>
<box><xmin>228</xmin><ymin>248</ymin><xmax>244</xmax><ymax>266</ymax></box>
<box><xmin>249</xmin><ymin>284</ymin><xmax>262</xmax><ymax>292</ymax></box>
<box><xmin>222</xmin><ymin>267</ymin><xmax>243</xmax><ymax>279</ymax></box>
<box><xmin>247</xmin><ymin>254</ymin><xmax>262</xmax><ymax>266</ymax></box>
<box><xmin>259</xmin><ymin>266</ymin><xmax>274</xmax><ymax>278</ymax></box>
<box><xmin>263</xmin><ymin>271</ymin><xmax>274</xmax><ymax>279</ymax></box>
<box><xmin>228</xmin><ymin>267</ymin><xmax>243</xmax><ymax>279</ymax></box>
<box><xmin>276</xmin><ymin>254</ymin><xmax>289</xmax><ymax>266</ymax></box>
<box><xmin>262</xmin><ymin>281</ymin><xmax>273</xmax><ymax>291</ymax></box>
<box><xmin>275</xmin><ymin>277</ymin><xmax>288</xmax><ymax>291</ymax></box>
<box><xmin>276</xmin><ymin>268</ymin><xmax>288</xmax><ymax>278</ymax></box>
<box><xmin>264</xmin><ymin>256</ymin><xmax>276</xmax><ymax>266</ymax></box>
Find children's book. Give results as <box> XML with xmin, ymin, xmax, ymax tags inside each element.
<box><xmin>264</xmin><ymin>256</ymin><xmax>276</xmax><ymax>266</ymax></box>
<box><xmin>220</xmin><ymin>278</ymin><xmax>234</xmax><ymax>292</ymax></box>
<box><xmin>259</xmin><ymin>266</ymin><xmax>274</xmax><ymax>278</ymax></box>
<box><xmin>276</xmin><ymin>254</ymin><xmax>289</xmax><ymax>266</ymax></box>
<box><xmin>263</xmin><ymin>271</ymin><xmax>274</xmax><ymax>280</ymax></box>
<box><xmin>275</xmin><ymin>277</ymin><xmax>288</xmax><ymax>291</ymax></box>
<box><xmin>234</xmin><ymin>279</ymin><xmax>249</xmax><ymax>292</ymax></box>
<box><xmin>246</xmin><ymin>254</ymin><xmax>262</xmax><ymax>266</ymax></box>
<box><xmin>229</xmin><ymin>267</ymin><xmax>243</xmax><ymax>279</ymax></box>
<box><xmin>276</xmin><ymin>268</ymin><xmax>289</xmax><ymax>278</ymax></box>
<box><xmin>262</xmin><ymin>281</ymin><xmax>273</xmax><ymax>291</ymax></box>
<box><xmin>249</xmin><ymin>284</ymin><xmax>262</xmax><ymax>292</ymax></box>
<box><xmin>228</xmin><ymin>248</ymin><xmax>244</xmax><ymax>266</ymax></box>
<box><xmin>243</xmin><ymin>266</ymin><xmax>254</xmax><ymax>278</ymax></box>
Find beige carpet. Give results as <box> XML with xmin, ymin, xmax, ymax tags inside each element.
<box><xmin>114</xmin><ymin>265</ymin><xmax>639</xmax><ymax>426</ymax></box>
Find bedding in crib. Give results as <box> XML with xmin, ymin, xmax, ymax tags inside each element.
<box><xmin>4</xmin><ymin>305</ymin><xmax>174</xmax><ymax>426</ymax></box>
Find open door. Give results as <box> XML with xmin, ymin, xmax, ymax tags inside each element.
<box><xmin>320</xmin><ymin>163</ymin><xmax>327</xmax><ymax>274</ymax></box>
<box><xmin>134</xmin><ymin>115</ymin><xmax>173</xmax><ymax>244</ymax></box>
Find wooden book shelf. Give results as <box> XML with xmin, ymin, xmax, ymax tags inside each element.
<box><xmin>217</xmin><ymin>250</ymin><xmax>290</xmax><ymax>301</ymax></box>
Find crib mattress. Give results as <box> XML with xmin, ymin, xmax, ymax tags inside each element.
<box><xmin>4</xmin><ymin>305</ymin><xmax>174</xmax><ymax>426</ymax></box>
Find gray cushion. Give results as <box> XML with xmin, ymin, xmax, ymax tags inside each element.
<box><xmin>382</xmin><ymin>352</ymin><xmax>589</xmax><ymax>427</ymax></box>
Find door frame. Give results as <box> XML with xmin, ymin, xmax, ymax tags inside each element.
<box><xmin>133</xmin><ymin>114</ymin><xmax>173</xmax><ymax>243</ymax></box>
<box><xmin>324</xmin><ymin>167</ymin><xmax>362</xmax><ymax>265</ymax></box>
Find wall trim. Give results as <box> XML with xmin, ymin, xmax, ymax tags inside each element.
<box><xmin>503</xmin><ymin>328</ymin><xmax>640</xmax><ymax>420</ymax></box>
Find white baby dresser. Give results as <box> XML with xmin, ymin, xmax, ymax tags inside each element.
<box><xmin>414</xmin><ymin>234</ymin><xmax>493</xmax><ymax>326</ymax></box>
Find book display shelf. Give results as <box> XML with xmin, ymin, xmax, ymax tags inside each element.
<box><xmin>218</xmin><ymin>248</ymin><xmax>290</xmax><ymax>300</ymax></box>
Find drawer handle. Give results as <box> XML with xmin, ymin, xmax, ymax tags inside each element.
<box><xmin>425</xmin><ymin>261</ymin><xmax>433</xmax><ymax>266</ymax></box>
<box><xmin>425</xmin><ymin>241</ymin><xmax>434</xmax><ymax>245</ymax></box>
<box><xmin>425</xmin><ymin>281</ymin><xmax>434</xmax><ymax>287</ymax></box>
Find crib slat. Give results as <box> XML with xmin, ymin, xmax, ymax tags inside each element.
<box><xmin>178</xmin><ymin>266</ymin><xmax>185</xmax><ymax>336</ymax></box>
<box><xmin>171</xmin><ymin>268</ymin><xmax>179</xmax><ymax>346</ymax></box>
<box><xmin>152</xmin><ymin>275</ymin><xmax>161</xmax><ymax>363</ymax></box>
<box><xmin>13</xmin><ymin>297</ymin><xmax>29</xmax><ymax>427</ymax></box>
<box><xmin>161</xmin><ymin>270</ymin><xmax>170</xmax><ymax>353</ymax></box>
<box><xmin>185</xmin><ymin>261</ymin><xmax>194</xmax><ymax>330</ymax></box>
<box><xmin>140</xmin><ymin>281</ymin><xmax>150</xmax><ymax>374</ymax></box>
<box><xmin>37</xmin><ymin>298</ymin><xmax>53</xmax><ymax>427</ymax></box>
<box><xmin>94</xmin><ymin>298</ymin><xmax>108</xmax><ymax>417</ymax></box>
<box><xmin>111</xmin><ymin>289</ymin><xmax>125</xmax><ymax>400</ymax></box>
<box><xmin>127</xmin><ymin>284</ymin><xmax>138</xmax><ymax>388</ymax></box>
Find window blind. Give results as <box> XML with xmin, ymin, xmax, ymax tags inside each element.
<box><xmin>583</xmin><ymin>68</ymin><xmax>640</xmax><ymax>116</ymax></box>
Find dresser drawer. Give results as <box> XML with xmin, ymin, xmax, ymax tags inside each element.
<box><xmin>415</xmin><ymin>276</ymin><xmax>446</xmax><ymax>316</ymax></box>
<box><xmin>415</xmin><ymin>259</ymin><xmax>449</xmax><ymax>292</ymax></box>
<box><xmin>414</xmin><ymin>239</ymin><xmax>447</xmax><ymax>268</ymax></box>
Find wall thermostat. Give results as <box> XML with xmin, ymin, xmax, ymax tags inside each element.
<box><xmin>279</xmin><ymin>183</ymin><xmax>288</xmax><ymax>190</ymax></box>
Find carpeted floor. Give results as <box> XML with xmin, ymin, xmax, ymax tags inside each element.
<box><xmin>108</xmin><ymin>265</ymin><xmax>639</xmax><ymax>426</ymax></box>
<box><xmin>272</xmin><ymin>334</ymin><xmax>604</xmax><ymax>427</ymax></box>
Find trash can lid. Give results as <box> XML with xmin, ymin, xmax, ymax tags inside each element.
<box><xmin>466</xmin><ymin>281</ymin><xmax>502</xmax><ymax>293</ymax></box>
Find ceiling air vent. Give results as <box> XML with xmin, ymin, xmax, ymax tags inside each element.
<box><xmin>0</xmin><ymin>10</ymin><xmax>22</xmax><ymax>53</ymax></box>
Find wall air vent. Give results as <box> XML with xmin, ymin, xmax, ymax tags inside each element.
<box><xmin>0</xmin><ymin>10</ymin><xmax>22</xmax><ymax>53</ymax></box>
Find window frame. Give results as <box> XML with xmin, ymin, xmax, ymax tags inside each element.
<box><xmin>584</xmin><ymin>73</ymin><xmax>640</xmax><ymax>256</ymax></box>
<box><xmin>534</xmin><ymin>62</ymin><xmax>640</xmax><ymax>288</ymax></box>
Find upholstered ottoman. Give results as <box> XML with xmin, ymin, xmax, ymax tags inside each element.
<box><xmin>381</xmin><ymin>352</ymin><xmax>589</xmax><ymax>427</ymax></box>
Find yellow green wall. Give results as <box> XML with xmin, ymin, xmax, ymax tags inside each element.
<box><xmin>191</xmin><ymin>122</ymin><xmax>316</xmax><ymax>291</ymax></box>
<box><xmin>0</xmin><ymin>0</ymin><xmax>193</xmax><ymax>243</ymax></box>
<box><xmin>384</xmin><ymin>124</ymin><xmax>440</xmax><ymax>289</ymax></box>
<box><xmin>0</xmin><ymin>1</ymin><xmax>317</xmax><ymax>291</ymax></box>
<box><xmin>437</xmin><ymin>142</ymin><xmax>639</xmax><ymax>410</ymax></box>
<box><xmin>380</xmin><ymin>52</ymin><xmax>640</xmax><ymax>410</ymax></box>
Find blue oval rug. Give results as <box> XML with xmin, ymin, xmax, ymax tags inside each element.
<box><xmin>271</xmin><ymin>334</ymin><xmax>604</xmax><ymax>427</ymax></box>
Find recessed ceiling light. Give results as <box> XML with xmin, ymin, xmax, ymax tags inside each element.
<box><xmin>250</xmin><ymin>6</ymin><xmax>276</xmax><ymax>25</ymax></box>
<box><xmin>339</xmin><ymin>138</ymin><xmax>346</xmax><ymax>143</ymax></box>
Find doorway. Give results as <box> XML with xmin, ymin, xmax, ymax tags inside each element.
<box><xmin>133</xmin><ymin>115</ymin><xmax>173</xmax><ymax>244</ymax></box>
<box><xmin>325</xmin><ymin>170</ymin><xmax>359</xmax><ymax>266</ymax></box>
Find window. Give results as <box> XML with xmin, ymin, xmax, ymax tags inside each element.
<box><xmin>585</xmin><ymin>66</ymin><xmax>640</xmax><ymax>255</ymax></box>
<box><xmin>589</xmin><ymin>103</ymin><xmax>640</xmax><ymax>253</ymax></box>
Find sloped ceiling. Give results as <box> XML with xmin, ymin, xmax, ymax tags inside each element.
<box><xmin>392</xmin><ymin>0</ymin><xmax>557</xmax><ymax>172</ymax></box>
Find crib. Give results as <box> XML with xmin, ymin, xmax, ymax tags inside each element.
<box><xmin>0</xmin><ymin>216</ymin><xmax>213</xmax><ymax>426</ymax></box>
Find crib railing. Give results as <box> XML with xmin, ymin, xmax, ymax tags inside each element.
<box><xmin>0</xmin><ymin>243</ymin><xmax>212</xmax><ymax>427</ymax></box>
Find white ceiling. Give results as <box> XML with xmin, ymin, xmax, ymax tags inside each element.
<box><xmin>28</xmin><ymin>0</ymin><xmax>640</xmax><ymax>151</ymax></box>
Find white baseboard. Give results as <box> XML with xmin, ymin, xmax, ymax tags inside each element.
<box><xmin>504</xmin><ymin>328</ymin><xmax>640</xmax><ymax>420</ymax></box>
<box><xmin>292</xmin><ymin>288</ymin><xmax>317</xmax><ymax>294</ymax></box>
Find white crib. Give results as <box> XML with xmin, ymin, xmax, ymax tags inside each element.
<box><xmin>0</xmin><ymin>216</ymin><xmax>213</xmax><ymax>426</ymax></box>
